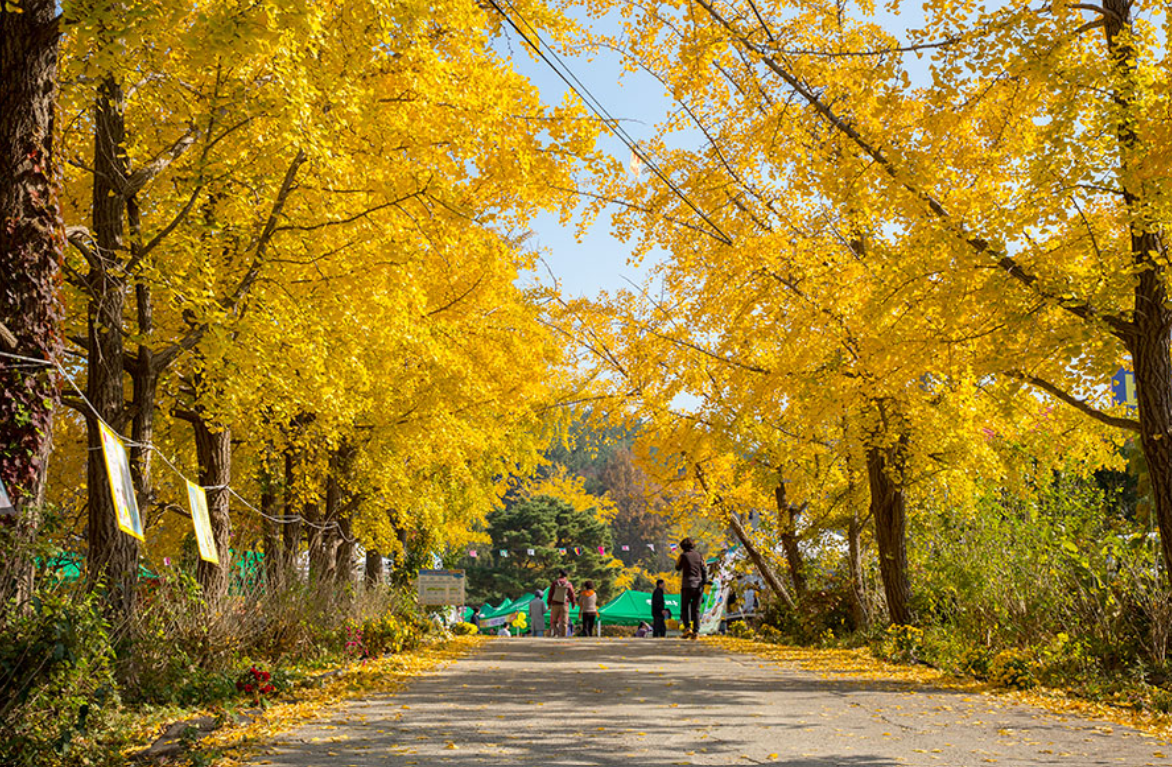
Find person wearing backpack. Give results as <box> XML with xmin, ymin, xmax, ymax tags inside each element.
<box><xmin>547</xmin><ymin>570</ymin><xmax>576</xmax><ymax>637</ymax></box>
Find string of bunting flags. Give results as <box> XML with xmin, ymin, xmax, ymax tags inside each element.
<box><xmin>467</xmin><ymin>542</ymin><xmax>679</xmax><ymax>559</ymax></box>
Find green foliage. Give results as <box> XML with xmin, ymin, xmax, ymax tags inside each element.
<box><xmin>0</xmin><ymin>584</ymin><xmax>117</xmax><ymax>767</ymax></box>
<box><xmin>450</xmin><ymin>621</ymin><xmax>478</xmax><ymax>636</ymax></box>
<box><xmin>360</xmin><ymin>612</ymin><xmax>425</xmax><ymax>657</ymax></box>
<box><xmin>873</xmin><ymin>624</ymin><xmax>925</xmax><ymax>665</ymax></box>
<box><xmin>466</xmin><ymin>495</ymin><xmax>616</xmax><ymax>605</ymax></box>
<box><xmin>989</xmin><ymin>649</ymin><xmax>1037</xmax><ymax>690</ymax></box>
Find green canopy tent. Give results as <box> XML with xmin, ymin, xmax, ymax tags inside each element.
<box><xmin>597</xmin><ymin>589</ymin><xmax>681</xmax><ymax>627</ymax></box>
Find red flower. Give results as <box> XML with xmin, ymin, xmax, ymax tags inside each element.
<box><xmin>244</xmin><ymin>683</ymin><xmax>254</xmax><ymax>693</ymax></box>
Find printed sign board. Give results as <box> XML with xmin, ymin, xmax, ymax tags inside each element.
<box><xmin>185</xmin><ymin>480</ymin><xmax>220</xmax><ymax>564</ymax></box>
<box><xmin>0</xmin><ymin>477</ymin><xmax>14</xmax><ymax>517</ymax></box>
<box><xmin>1112</xmin><ymin>369</ymin><xmax>1137</xmax><ymax>408</ymax></box>
<box><xmin>418</xmin><ymin>569</ymin><xmax>466</xmax><ymax>606</ymax></box>
<box><xmin>98</xmin><ymin>421</ymin><xmax>143</xmax><ymax>540</ymax></box>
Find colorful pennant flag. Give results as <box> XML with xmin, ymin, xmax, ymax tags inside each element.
<box><xmin>499</xmin><ymin>549</ymin><xmax>509</xmax><ymax>558</ymax></box>
<box><xmin>621</xmin><ymin>545</ymin><xmax>629</xmax><ymax>552</ymax></box>
<box><xmin>558</xmin><ymin>547</ymin><xmax>567</xmax><ymax>554</ymax></box>
<box><xmin>669</xmin><ymin>543</ymin><xmax>678</xmax><ymax>552</ymax></box>
<box><xmin>598</xmin><ymin>545</ymin><xmax>606</xmax><ymax>555</ymax></box>
<box><xmin>573</xmin><ymin>546</ymin><xmax>582</xmax><ymax>555</ymax></box>
<box><xmin>469</xmin><ymin>549</ymin><xmax>478</xmax><ymax>558</ymax></box>
<box><xmin>647</xmin><ymin>543</ymin><xmax>655</xmax><ymax>551</ymax></box>
<box><xmin>527</xmin><ymin>548</ymin><xmax>535</xmax><ymax>556</ymax></box>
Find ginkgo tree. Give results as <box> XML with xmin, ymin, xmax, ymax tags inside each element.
<box><xmin>583</xmin><ymin>0</ymin><xmax>1165</xmax><ymax>577</ymax></box>
<box><xmin>54</xmin><ymin>0</ymin><xmax>600</xmax><ymax>615</ymax></box>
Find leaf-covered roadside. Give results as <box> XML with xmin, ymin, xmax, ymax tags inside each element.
<box><xmin>709</xmin><ymin>634</ymin><xmax>1172</xmax><ymax>743</ymax></box>
<box><xmin>145</xmin><ymin>635</ymin><xmax>487</xmax><ymax>766</ymax></box>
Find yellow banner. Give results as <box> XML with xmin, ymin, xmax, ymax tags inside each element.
<box><xmin>185</xmin><ymin>480</ymin><xmax>220</xmax><ymax>564</ymax></box>
<box><xmin>97</xmin><ymin>421</ymin><xmax>143</xmax><ymax>541</ymax></box>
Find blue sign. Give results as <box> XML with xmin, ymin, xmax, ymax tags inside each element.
<box><xmin>1111</xmin><ymin>369</ymin><xmax>1137</xmax><ymax>408</ymax></box>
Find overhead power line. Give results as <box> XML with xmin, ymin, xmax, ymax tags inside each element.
<box><xmin>485</xmin><ymin>0</ymin><xmax>734</xmax><ymax>246</ymax></box>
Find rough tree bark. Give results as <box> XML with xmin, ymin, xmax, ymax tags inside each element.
<box><xmin>84</xmin><ymin>76</ymin><xmax>139</xmax><ymax>621</ymax></box>
<box><xmin>281</xmin><ymin>449</ymin><xmax>303</xmax><ymax>584</ymax></box>
<box><xmin>694</xmin><ymin>464</ymin><xmax>797</xmax><ymax>611</ymax></box>
<box><xmin>364</xmin><ymin>549</ymin><xmax>384</xmax><ymax>588</ymax></box>
<box><xmin>774</xmin><ymin>481</ymin><xmax>808</xmax><ymax>601</ymax></box>
<box><xmin>865</xmin><ymin>402</ymin><xmax>913</xmax><ymax>626</ymax></box>
<box><xmin>176</xmin><ymin>413</ymin><xmax>232</xmax><ymax>601</ymax></box>
<box><xmin>847</xmin><ymin>510</ymin><xmax>869</xmax><ymax>629</ymax></box>
<box><xmin>1101</xmin><ymin>1</ymin><xmax>1172</xmax><ymax>593</ymax></box>
<box><xmin>260</xmin><ymin>466</ymin><xmax>281</xmax><ymax>590</ymax></box>
<box><xmin>0</xmin><ymin>0</ymin><xmax>64</xmax><ymax>608</ymax></box>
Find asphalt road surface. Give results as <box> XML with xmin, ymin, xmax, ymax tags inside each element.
<box><xmin>247</xmin><ymin>638</ymin><xmax>1172</xmax><ymax>766</ymax></box>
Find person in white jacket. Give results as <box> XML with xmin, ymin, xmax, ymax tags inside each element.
<box><xmin>528</xmin><ymin>590</ymin><xmax>547</xmax><ymax>637</ymax></box>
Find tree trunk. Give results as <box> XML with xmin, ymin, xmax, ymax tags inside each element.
<box><xmin>364</xmin><ymin>549</ymin><xmax>384</xmax><ymax>588</ymax></box>
<box><xmin>191</xmin><ymin>419</ymin><xmax>231</xmax><ymax>601</ymax></box>
<box><xmin>129</xmin><ymin>282</ymin><xmax>159</xmax><ymax>519</ymax></box>
<box><xmin>85</xmin><ymin>76</ymin><xmax>139</xmax><ymax>622</ymax></box>
<box><xmin>0</xmin><ymin>0</ymin><xmax>63</xmax><ymax>608</ymax></box>
<box><xmin>728</xmin><ymin>506</ymin><xmax>798</xmax><ymax>612</ymax></box>
<box><xmin>774</xmin><ymin>482</ymin><xmax>807</xmax><ymax>601</ymax></box>
<box><xmin>281</xmin><ymin>449</ymin><xmax>302</xmax><ymax>583</ymax></box>
<box><xmin>335</xmin><ymin>516</ymin><xmax>354</xmax><ymax>588</ymax></box>
<box><xmin>866</xmin><ymin>423</ymin><xmax>913</xmax><ymax>626</ymax></box>
<box><xmin>305</xmin><ymin>498</ymin><xmax>329</xmax><ymax>584</ymax></box>
<box><xmin>1102</xmin><ymin>3</ymin><xmax>1172</xmax><ymax>594</ymax></box>
<box><xmin>260</xmin><ymin>466</ymin><xmax>281</xmax><ymax>590</ymax></box>
<box><xmin>847</xmin><ymin>510</ymin><xmax>869</xmax><ymax>630</ymax></box>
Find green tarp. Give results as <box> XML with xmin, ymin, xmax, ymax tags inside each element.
<box><xmin>597</xmin><ymin>589</ymin><xmax>681</xmax><ymax>626</ymax></box>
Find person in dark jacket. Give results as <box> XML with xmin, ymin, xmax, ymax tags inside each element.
<box><xmin>675</xmin><ymin>538</ymin><xmax>707</xmax><ymax>639</ymax></box>
<box><xmin>651</xmin><ymin>579</ymin><xmax>668</xmax><ymax>638</ymax></box>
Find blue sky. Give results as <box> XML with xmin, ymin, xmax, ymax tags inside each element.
<box><xmin>500</xmin><ymin>12</ymin><xmax>676</xmax><ymax>299</ymax></box>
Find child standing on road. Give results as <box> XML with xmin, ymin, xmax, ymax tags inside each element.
<box><xmin>579</xmin><ymin>581</ymin><xmax>599</xmax><ymax>637</ymax></box>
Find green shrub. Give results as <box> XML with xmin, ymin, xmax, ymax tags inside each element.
<box><xmin>0</xmin><ymin>586</ymin><xmax>118</xmax><ymax>767</ymax></box>
<box><xmin>989</xmin><ymin>649</ymin><xmax>1036</xmax><ymax>689</ymax></box>
<box><xmin>361</xmin><ymin>612</ymin><xmax>423</xmax><ymax>656</ymax></box>
<box><xmin>874</xmin><ymin>624</ymin><xmax>924</xmax><ymax>664</ymax></box>
<box><xmin>451</xmin><ymin>622</ymin><xmax>478</xmax><ymax>636</ymax></box>
<box><xmin>959</xmin><ymin>646</ymin><xmax>992</xmax><ymax>679</ymax></box>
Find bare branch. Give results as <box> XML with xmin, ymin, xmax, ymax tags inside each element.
<box><xmin>1005</xmin><ymin>369</ymin><xmax>1140</xmax><ymax>432</ymax></box>
<box><xmin>121</xmin><ymin>124</ymin><xmax>201</xmax><ymax>198</ymax></box>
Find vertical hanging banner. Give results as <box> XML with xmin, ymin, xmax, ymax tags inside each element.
<box><xmin>0</xmin><ymin>477</ymin><xmax>15</xmax><ymax>517</ymax></box>
<box><xmin>98</xmin><ymin>421</ymin><xmax>143</xmax><ymax>540</ymax></box>
<box><xmin>184</xmin><ymin>480</ymin><xmax>219</xmax><ymax>564</ymax></box>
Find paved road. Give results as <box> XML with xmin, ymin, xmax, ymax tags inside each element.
<box><xmin>249</xmin><ymin>638</ymin><xmax>1172</xmax><ymax>766</ymax></box>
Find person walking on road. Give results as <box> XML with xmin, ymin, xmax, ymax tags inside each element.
<box><xmin>547</xmin><ymin>570</ymin><xmax>576</xmax><ymax>637</ymax></box>
<box><xmin>651</xmin><ymin>579</ymin><xmax>668</xmax><ymax>638</ymax></box>
<box><xmin>528</xmin><ymin>589</ymin><xmax>547</xmax><ymax>637</ymax></box>
<box><xmin>675</xmin><ymin>538</ymin><xmax>707</xmax><ymax>639</ymax></box>
<box><xmin>579</xmin><ymin>581</ymin><xmax>599</xmax><ymax>637</ymax></box>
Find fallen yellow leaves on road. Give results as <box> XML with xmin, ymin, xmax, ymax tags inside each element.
<box><xmin>707</xmin><ymin>636</ymin><xmax>1172</xmax><ymax>742</ymax></box>
<box><xmin>207</xmin><ymin>636</ymin><xmax>488</xmax><ymax>766</ymax></box>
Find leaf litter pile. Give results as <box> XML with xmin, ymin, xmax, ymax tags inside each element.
<box><xmin>203</xmin><ymin>635</ymin><xmax>487</xmax><ymax>766</ymax></box>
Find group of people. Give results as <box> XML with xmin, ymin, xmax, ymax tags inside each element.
<box><xmin>638</xmin><ymin>537</ymin><xmax>708</xmax><ymax>638</ymax></box>
<box><xmin>473</xmin><ymin>536</ymin><xmax>711</xmax><ymax>639</ymax></box>
<box><xmin>525</xmin><ymin>569</ymin><xmax>600</xmax><ymax>637</ymax></box>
